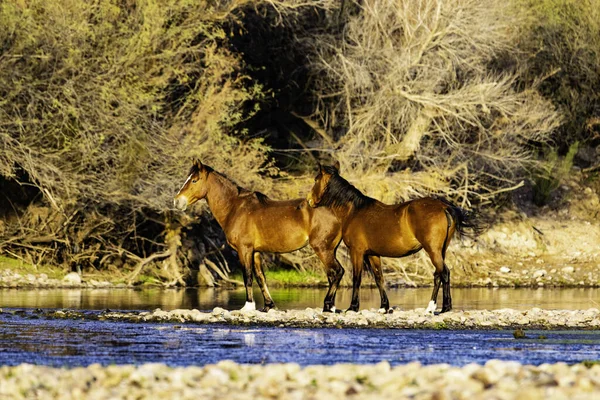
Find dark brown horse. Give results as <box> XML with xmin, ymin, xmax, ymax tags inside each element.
<box><xmin>307</xmin><ymin>162</ymin><xmax>481</xmax><ymax>314</ymax></box>
<box><xmin>174</xmin><ymin>160</ymin><xmax>344</xmax><ymax>312</ymax></box>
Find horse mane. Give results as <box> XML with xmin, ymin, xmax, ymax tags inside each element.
<box><xmin>191</xmin><ymin>163</ymin><xmax>268</xmax><ymax>204</ymax></box>
<box><xmin>238</xmin><ymin>186</ymin><xmax>269</xmax><ymax>204</ymax></box>
<box><xmin>253</xmin><ymin>191</ymin><xmax>269</xmax><ymax>204</ymax></box>
<box><xmin>188</xmin><ymin>162</ymin><xmax>213</xmax><ymax>176</ymax></box>
<box><xmin>320</xmin><ymin>166</ymin><xmax>375</xmax><ymax>209</ymax></box>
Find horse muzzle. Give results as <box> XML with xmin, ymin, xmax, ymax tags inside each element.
<box><xmin>173</xmin><ymin>196</ymin><xmax>188</xmax><ymax>211</ymax></box>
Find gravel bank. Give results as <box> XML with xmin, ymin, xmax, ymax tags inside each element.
<box><xmin>11</xmin><ymin>306</ymin><xmax>600</xmax><ymax>330</ymax></box>
<box><xmin>2</xmin><ymin>360</ymin><xmax>600</xmax><ymax>399</ymax></box>
<box><xmin>0</xmin><ymin>269</ymin><xmax>119</xmax><ymax>289</ymax></box>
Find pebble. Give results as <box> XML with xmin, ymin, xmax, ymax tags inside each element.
<box><xmin>532</xmin><ymin>269</ymin><xmax>547</xmax><ymax>279</ymax></box>
<box><xmin>1</xmin><ymin>361</ymin><xmax>599</xmax><ymax>399</ymax></box>
<box><xmin>62</xmin><ymin>272</ymin><xmax>82</xmax><ymax>285</ymax></box>
<box><xmin>38</xmin><ymin>306</ymin><xmax>600</xmax><ymax>330</ymax></box>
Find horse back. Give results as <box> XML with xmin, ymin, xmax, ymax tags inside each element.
<box><xmin>345</xmin><ymin>197</ymin><xmax>451</xmax><ymax>256</ymax></box>
<box><xmin>233</xmin><ymin>196</ymin><xmax>312</xmax><ymax>252</ymax></box>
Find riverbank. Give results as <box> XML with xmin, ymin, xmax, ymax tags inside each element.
<box><xmin>2</xmin><ymin>360</ymin><xmax>599</xmax><ymax>399</ymax></box>
<box><xmin>2</xmin><ymin>173</ymin><xmax>600</xmax><ymax>290</ymax></box>
<box><xmin>4</xmin><ymin>306</ymin><xmax>599</xmax><ymax>330</ymax></box>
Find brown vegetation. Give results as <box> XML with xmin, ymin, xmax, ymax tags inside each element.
<box><xmin>0</xmin><ymin>0</ymin><xmax>597</xmax><ymax>285</ymax></box>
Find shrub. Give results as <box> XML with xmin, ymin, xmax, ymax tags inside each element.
<box><xmin>302</xmin><ymin>0</ymin><xmax>562</xmax><ymax>205</ymax></box>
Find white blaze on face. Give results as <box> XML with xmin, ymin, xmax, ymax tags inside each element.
<box><xmin>177</xmin><ymin>173</ymin><xmax>193</xmax><ymax>195</ymax></box>
<box><xmin>425</xmin><ymin>300</ymin><xmax>437</xmax><ymax>315</ymax></box>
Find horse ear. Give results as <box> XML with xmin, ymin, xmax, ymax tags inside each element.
<box><xmin>194</xmin><ymin>159</ymin><xmax>203</xmax><ymax>168</ymax></box>
<box><xmin>317</xmin><ymin>162</ymin><xmax>324</xmax><ymax>173</ymax></box>
<box><xmin>333</xmin><ymin>160</ymin><xmax>340</xmax><ymax>173</ymax></box>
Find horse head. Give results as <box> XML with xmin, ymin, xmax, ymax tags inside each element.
<box><xmin>174</xmin><ymin>159</ymin><xmax>211</xmax><ymax>211</ymax></box>
<box><xmin>307</xmin><ymin>161</ymin><xmax>340</xmax><ymax>208</ymax></box>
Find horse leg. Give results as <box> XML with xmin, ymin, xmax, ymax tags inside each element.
<box><xmin>348</xmin><ymin>249</ymin><xmax>364</xmax><ymax>312</ymax></box>
<box><xmin>424</xmin><ymin>247</ymin><xmax>444</xmax><ymax>315</ymax></box>
<box><xmin>252</xmin><ymin>252</ymin><xmax>275</xmax><ymax>312</ymax></box>
<box><xmin>237</xmin><ymin>247</ymin><xmax>256</xmax><ymax>311</ymax></box>
<box><xmin>367</xmin><ymin>255</ymin><xmax>391</xmax><ymax>314</ymax></box>
<box><xmin>440</xmin><ymin>263</ymin><xmax>452</xmax><ymax>313</ymax></box>
<box><xmin>314</xmin><ymin>247</ymin><xmax>344</xmax><ymax>313</ymax></box>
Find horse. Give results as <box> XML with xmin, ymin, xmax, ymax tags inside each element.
<box><xmin>174</xmin><ymin>160</ymin><xmax>344</xmax><ymax>312</ymax></box>
<box><xmin>307</xmin><ymin>162</ymin><xmax>482</xmax><ymax>314</ymax></box>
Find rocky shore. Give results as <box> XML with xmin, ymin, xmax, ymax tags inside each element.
<box><xmin>0</xmin><ymin>269</ymin><xmax>120</xmax><ymax>289</ymax></box>
<box><xmin>1</xmin><ymin>264</ymin><xmax>600</xmax><ymax>289</ymax></box>
<box><xmin>4</xmin><ymin>306</ymin><xmax>597</xmax><ymax>330</ymax></box>
<box><xmin>2</xmin><ymin>360</ymin><xmax>600</xmax><ymax>399</ymax></box>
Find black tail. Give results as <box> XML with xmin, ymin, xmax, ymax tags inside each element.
<box><xmin>439</xmin><ymin>199</ymin><xmax>486</xmax><ymax>239</ymax></box>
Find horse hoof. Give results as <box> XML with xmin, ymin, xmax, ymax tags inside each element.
<box><xmin>424</xmin><ymin>300</ymin><xmax>437</xmax><ymax>315</ymax></box>
<box><xmin>323</xmin><ymin>306</ymin><xmax>337</xmax><ymax>313</ymax></box>
<box><xmin>240</xmin><ymin>302</ymin><xmax>256</xmax><ymax>312</ymax></box>
<box><xmin>441</xmin><ymin>306</ymin><xmax>452</xmax><ymax>313</ymax></box>
<box><xmin>261</xmin><ymin>305</ymin><xmax>276</xmax><ymax>313</ymax></box>
<box><xmin>378</xmin><ymin>308</ymin><xmax>392</xmax><ymax>314</ymax></box>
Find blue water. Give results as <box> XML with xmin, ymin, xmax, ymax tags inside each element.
<box><xmin>1</xmin><ymin>310</ymin><xmax>599</xmax><ymax>367</ymax></box>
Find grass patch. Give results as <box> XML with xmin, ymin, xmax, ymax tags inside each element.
<box><xmin>533</xmin><ymin>142</ymin><xmax>579</xmax><ymax>206</ymax></box>
<box><xmin>136</xmin><ymin>275</ymin><xmax>162</xmax><ymax>286</ymax></box>
<box><xmin>0</xmin><ymin>255</ymin><xmax>64</xmax><ymax>279</ymax></box>
<box><xmin>231</xmin><ymin>267</ymin><xmax>326</xmax><ymax>287</ymax></box>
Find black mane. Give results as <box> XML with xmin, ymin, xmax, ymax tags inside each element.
<box><xmin>319</xmin><ymin>167</ymin><xmax>375</xmax><ymax>209</ymax></box>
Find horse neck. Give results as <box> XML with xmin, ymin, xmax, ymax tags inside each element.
<box><xmin>204</xmin><ymin>173</ymin><xmax>240</xmax><ymax>228</ymax></box>
<box><xmin>328</xmin><ymin>202</ymin><xmax>354</xmax><ymax>221</ymax></box>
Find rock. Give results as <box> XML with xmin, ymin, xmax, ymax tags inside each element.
<box><xmin>499</xmin><ymin>266</ymin><xmax>511</xmax><ymax>273</ymax></box>
<box><xmin>561</xmin><ymin>266</ymin><xmax>575</xmax><ymax>274</ymax></box>
<box><xmin>532</xmin><ymin>269</ymin><xmax>547</xmax><ymax>279</ymax></box>
<box><xmin>62</xmin><ymin>272</ymin><xmax>82</xmax><ymax>285</ymax></box>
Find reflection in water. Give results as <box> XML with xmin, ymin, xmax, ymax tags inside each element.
<box><xmin>0</xmin><ymin>287</ymin><xmax>599</xmax><ymax>311</ymax></box>
<box><xmin>243</xmin><ymin>333</ymin><xmax>256</xmax><ymax>347</ymax></box>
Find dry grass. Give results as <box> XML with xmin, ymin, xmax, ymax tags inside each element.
<box><xmin>304</xmin><ymin>0</ymin><xmax>562</xmax><ymax>206</ymax></box>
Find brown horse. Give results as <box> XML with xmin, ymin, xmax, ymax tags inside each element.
<box><xmin>307</xmin><ymin>162</ymin><xmax>481</xmax><ymax>314</ymax></box>
<box><xmin>174</xmin><ymin>160</ymin><xmax>344</xmax><ymax>312</ymax></box>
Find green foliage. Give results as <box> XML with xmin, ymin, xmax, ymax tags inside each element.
<box><xmin>0</xmin><ymin>255</ymin><xmax>64</xmax><ymax>279</ymax></box>
<box><xmin>533</xmin><ymin>141</ymin><xmax>579</xmax><ymax>206</ymax></box>
<box><xmin>517</xmin><ymin>0</ymin><xmax>600</xmax><ymax>147</ymax></box>
<box><xmin>582</xmin><ymin>360</ymin><xmax>600</xmax><ymax>368</ymax></box>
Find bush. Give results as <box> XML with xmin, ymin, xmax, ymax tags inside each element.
<box><xmin>533</xmin><ymin>141</ymin><xmax>579</xmax><ymax>206</ymax></box>
<box><xmin>517</xmin><ymin>0</ymin><xmax>600</xmax><ymax>152</ymax></box>
<box><xmin>302</xmin><ymin>0</ymin><xmax>561</xmax><ymax>205</ymax></box>
<box><xmin>0</xmin><ymin>0</ymin><xmax>276</xmax><ymax>281</ymax></box>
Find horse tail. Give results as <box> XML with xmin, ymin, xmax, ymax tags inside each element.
<box><xmin>440</xmin><ymin>199</ymin><xmax>486</xmax><ymax>239</ymax></box>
